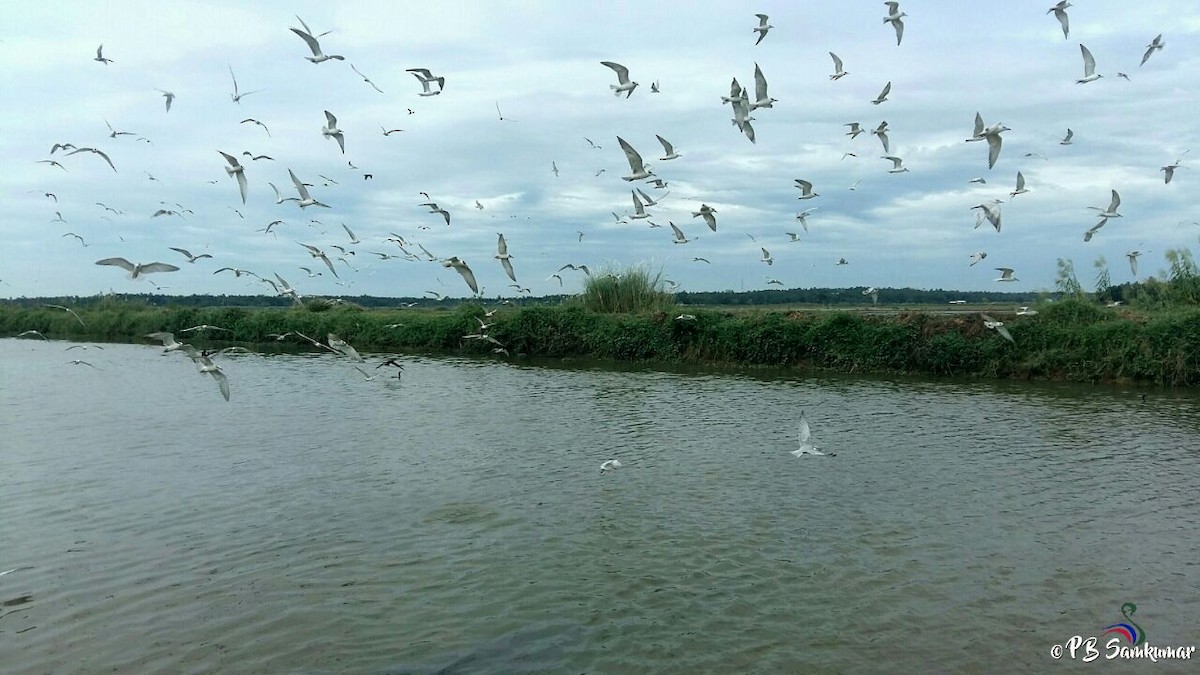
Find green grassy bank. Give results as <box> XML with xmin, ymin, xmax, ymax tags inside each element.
<box><xmin>4</xmin><ymin>296</ymin><xmax>1199</xmax><ymax>386</ymax></box>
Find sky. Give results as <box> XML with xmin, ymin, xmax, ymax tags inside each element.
<box><xmin>2</xmin><ymin>0</ymin><xmax>1199</xmax><ymax>300</ymax></box>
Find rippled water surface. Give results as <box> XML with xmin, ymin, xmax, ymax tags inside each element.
<box><xmin>2</xmin><ymin>338</ymin><xmax>1198</xmax><ymax>673</ymax></box>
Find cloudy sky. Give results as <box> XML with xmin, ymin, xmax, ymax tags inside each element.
<box><xmin>3</xmin><ymin>1</ymin><xmax>1198</xmax><ymax>300</ymax></box>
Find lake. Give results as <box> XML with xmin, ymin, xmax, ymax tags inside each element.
<box><xmin>1</xmin><ymin>337</ymin><xmax>1198</xmax><ymax>673</ymax></box>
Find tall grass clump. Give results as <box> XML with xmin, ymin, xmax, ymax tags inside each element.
<box><xmin>575</xmin><ymin>264</ymin><xmax>675</xmax><ymax>314</ymax></box>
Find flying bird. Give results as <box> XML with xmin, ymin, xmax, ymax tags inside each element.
<box><xmin>795</xmin><ymin>179</ymin><xmax>819</xmax><ymax>199</ymax></box>
<box><xmin>883</xmin><ymin>155</ymin><xmax>909</xmax><ymax>173</ymax></box>
<box><xmin>601</xmin><ymin>61</ymin><xmax>638</xmax><ymax>98</ymax></box>
<box><xmin>291</xmin><ymin>23</ymin><xmax>343</xmax><ymax>63</ymax></box>
<box><xmin>156</xmin><ymin>89</ymin><xmax>175</xmax><ymax>112</ymax></box>
<box><xmin>229</xmin><ymin>66</ymin><xmax>261</xmax><ymax>103</ymax></box>
<box><xmin>95</xmin><ymin>257</ymin><xmax>180</xmax><ymax>278</ymax></box>
<box><xmin>791</xmin><ymin>411</ymin><xmax>826</xmax><ymax>456</ymax></box>
<box><xmin>600</xmin><ymin>459</ymin><xmax>623</xmax><ymax>473</ymax></box>
<box><xmin>872</xmin><ymin>121</ymin><xmax>890</xmax><ymax>153</ymax></box>
<box><xmin>44</xmin><ymin>304</ymin><xmax>86</xmax><ymax>326</ymax></box>
<box><xmin>1140</xmin><ymin>34</ymin><xmax>1164</xmax><ymax>67</ymax></box>
<box><xmin>1048</xmin><ymin>1</ymin><xmax>1071</xmax><ymax>39</ymax></box>
<box><xmin>1010</xmin><ymin>171</ymin><xmax>1028</xmax><ymax>197</ymax></box>
<box><xmin>1127</xmin><ymin>250</ymin><xmax>1143</xmax><ymax>276</ymax></box>
<box><xmin>1077</xmin><ymin>44</ymin><xmax>1102</xmax><ymax>84</ymax></box>
<box><xmin>442</xmin><ymin>257</ymin><xmax>480</xmax><ymax>295</ymax></box>
<box><xmin>407</xmin><ymin>68</ymin><xmax>445</xmax><ymax>96</ymax></box>
<box><xmin>168</xmin><ymin>247</ymin><xmax>213</xmax><ymax>263</ymax></box>
<box><xmin>981</xmin><ymin>314</ymin><xmax>1015</xmax><ymax>344</ymax></box>
<box><xmin>94</xmin><ymin>44</ymin><xmax>113</xmax><ymax>64</ymax></box>
<box><xmin>218</xmin><ymin>151</ymin><xmax>248</xmax><ymax>204</ymax></box>
<box><xmin>321</xmin><ymin>110</ymin><xmax>345</xmax><ymax>154</ymax></box>
<box><xmin>883</xmin><ymin>2</ymin><xmax>906</xmax><ymax>46</ymax></box>
<box><xmin>495</xmin><ymin>233</ymin><xmax>517</xmax><ymax>282</ymax></box>
<box><xmin>617</xmin><ymin>136</ymin><xmax>652</xmax><ymax>181</ymax></box>
<box><xmin>829</xmin><ymin>52</ymin><xmax>848</xmax><ymax>80</ymax></box>
<box><xmin>994</xmin><ymin>267</ymin><xmax>1019</xmax><ymax>282</ymax></box>
<box><xmin>327</xmin><ymin>333</ymin><xmax>364</xmax><ymax>362</ymax></box>
<box><xmin>350</xmin><ymin>63</ymin><xmax>384</xmax><ymax>92</ymax></box>
<box><xmin>761</xmin><ymin>247</ymin><xmax>774</xmax><ymax>266</ymax></box>
<box><xmin>749</xmin><ymin>63</ymin><xmax>777</xmax><ymax>109</ymax></box>
<box><xmin>240</xmin><ymin>118</ymin><xmax>270</xmax><ymax>137</ymax></box>
<box><xmin>1060</xmin><ymin>128</ymin><xmax>1074</xmax><ymax>145</ymax></box>
<box><xmin>288</xmin><ymin>169</ymin><xmax>330</xmax><ymax>208</ymax></box>
<box><xmin>692</xmin><ymin>204</ymin><xmax>717</xmax><ymax>232</ymax></box>
<box><xmin>969</xmin><ymin>252</ymin><xmax>988</xmax><ymax>266</ymax></box>
<box><xmin>871</xmin><ymin>81</ymin><xmax>891</xmax><ymax>105</ymax></box>
<box><xmin>753</xmin><ymin>14</ymin><xmax>773</xmax><ymax>45</ymax></box>
<box><xmin>65</xmin><ymin>147</ymin><xmax>117</xmax><ymax>172</ymax></box>
<box><xmin>656</xmin><ymin>135</ymin><xmax>680</xmax><ymax>160</ymax></box>
<box><xmin>298</xmin><ymin>242</ymin><xmax>339</xmax><ymax>277</ymax></box>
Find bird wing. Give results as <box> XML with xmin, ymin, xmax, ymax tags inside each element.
<box><xmin>986</xmin><ymin>134</ymin><xmax>1003</xmax><ymax>169</ymax></box>
<box><xmin>995</xmin><ymin>324</ymin><xmax>1015</xmax><ymax>344</ymax></box>
<box><xmin>1108</xmin><ymin>190</ymin><xmax>1121</xmax><ymax>212</ymax></box>
<box><xmin>1080</xmin><ymin>44</ymin><xmax>1096</xmax><ymax>76</ymax></box>
<box><xmin>219</xmin><ymin>151</ymin><xmax>241</xmax><ymax>169</ymax></box>
<box><xmin>290</xmin><ymin>27</ymin><xmax>322</xmax><ymax>56</ymax></box>
<box><xmin>235</xmin><ymin>171</ymin><xmax>248</xmax><ymax>204</ymax></box>
<box><xmin>600</xmin><ymin>61</ymin><xmax>630</xmax><ymax>85</ymax></box>
<box><xmin>208</xmin><ymin>369</ymin><xmax>231</xmax><ymax>401</ymax></box>
<box><xmin>884</xmin><ymin>155</ymin><xmax>903</xmax><ymax>169</ymax></box>
<box><xmin>95</xmin><ymin>257</ymin><xmax>135</xmax><ymax>272</ymax></box>
<box><xmin>830</xmin><ymin>52</ymin><xmax>843</xmax><ymax>72</ymax></box>
<box><xmin>656</xmin><ymin>134</ymin><xmax>674</xmax><ymax>155</ymax></box>
<box><xmin>1054</xmin><ymin>8</ymin><xmax>1070</xmax><ymax>39</ymax></box>
<box><xmin>1015</xmin><ymin>172</ymin><xmax>1025</xmax><ymax>190</ymax></box>
<box><xmin>454</xmin><ymin>261</ymin><xmax>479</xmax><ymax>294</ymax></box>
<box><xmin>617</xmin><ymin>136</ymin><xmax>644</xmax><ymax>173</ymax></box>
<box><xmin>892</xmin><ymin>17</ymin><xmax>904</xmax><ymax>45</ymax></box>
<box><xmin>496</xmin><ymin>233</ymin><xmax>508</xmax><ymax>255</ymax></box>
<box><xmin>877</xmin><ymin>81</ymin><xmax>891</xmax><ymax>100</ymax></box>
<box><xmin>342</xmin><ymin>222</ymin><xmax>358</xmax><ymax>241</ymax></box>
<box><xmin>501</xmin><ymin>257</ymin><xmax>516</xmax><ymax>283</ymax></box>
<box><xmin>670</xmin><ymin>222</ymin><xmax>685</xmax><ymax>240</ymax></box>
<box><xmin>289</xmin><ymin>169</ymin><xmax>312</xmax><ymax>200</ymax></box>
<box><xmin>139</xmin><ymin>263</ymin><xmax>181</xmax><ymax>274</ymax></box>
<box><xmin>631</xmin><ymin>190</ymin><xmax>646</xmax><ymax>214</ymax></box>
<box><xmin>972</xmin><ymin>112</ymin><xmax>984</xmax><ymax>137</ymax></box>
<box><xmin>169</xmin><ymin>247</ymin><xmax>193</xmax><ymax>259</ymax></box>
<box><xmin>798</xmin><ymin>414</ymin><xmax>811</xmax><ymax>444</ymax></box>
<box><xmin>753</xmin><ymin>63</ymin><xmax>768</xmax><ymax>101</ymax></box>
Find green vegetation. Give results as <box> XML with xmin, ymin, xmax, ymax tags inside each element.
<box><xmin>5</xmin><ymin>250</ymin><xmax>1198</xmax><ymax>387</ymax></box>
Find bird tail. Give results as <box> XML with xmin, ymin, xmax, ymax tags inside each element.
<box><xmin>610</xmin><ymin>85</ymin><xmax>621</xmax><ymax>96</ymax></box>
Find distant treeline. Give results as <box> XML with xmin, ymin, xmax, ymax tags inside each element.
<box><xmin>2</xmin><ymin>286</ymin><xmax>1049</xmax><ymax>310</ymax></box>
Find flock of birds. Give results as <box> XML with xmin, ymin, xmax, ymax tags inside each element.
<box><xmin>10</xmin><ymin>4</ymin><xmax>1195</xmax><ymax>460</ymax></box>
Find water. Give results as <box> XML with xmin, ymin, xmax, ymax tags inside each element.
<box><xmin>2</xmin><ymin>337</ymin><xmax>1198</xmax><ymax>673</ymax></box>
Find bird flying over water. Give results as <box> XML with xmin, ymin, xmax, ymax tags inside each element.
<box><xmin>791</xmin><ymin>411</ymin><xmax>826</xmax><ymax>456</ymax></box>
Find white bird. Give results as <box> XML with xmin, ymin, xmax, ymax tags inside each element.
<box><xmin>965</xmin><ymin>112</ymin><xmax>987</xmax><ymax>142</ymax></box>
<box><xmin>168</xmin><ymin>247</ymin><xmax>213</xmax><ymax>263</ymax></box>
<box><xmin>67</xmin><ymin>359</ymin><xmax>98</xmax><ymax>368</ymax></box>
<box><xmin>795</xmin><ymin>207</ymin><xmax>818</xmax><ymax>232</ymax></box>
<box><xmin>749</xmin><ymin>63</ymin><xmax>777</xmax><ymax>109</ymax></box>
<box><xmin>443</xmin><ymin>257</ymin><xmax>480</xmax><ymax>295</ymax></box>
<box><xmin>871</xmin><ymin>81</ymin><xmax>892</xmax><ymax>105</ymax></box>
<box><xmin>656</xmin><ymin>134</ymin><xmax>680</xmax><ymax>160</ymax></box>
<box><xmin>600</xmin><ymin>459</ymin><xmax>622</xmax><ymax>473</ymax></box>
<box><xmin>240</xmin><ymin>118</ymin><xmax>271</xmax><ymax>137</ymax></box>
<box><xmin>321</xmin><ymin>111</ymin><xmax>345</xmax><ymax>154</ymax></box>
<box><xmin>229</xmin><ymin>66</ymin><xmax>261</xmax><ymax>103</ymax></box>
<box><xmin>883</xmin><ymin>2</ymin><xmax>906</xmax><ymax>45</ymax></box>
<box><xmin>872</xmin><ymin>121</ymin><xmax>890</xmax><ymax>153</ymax></box>
<box><xmin>791</xmin><ymin>411</ymin><xmax>826</xmax><ymax>456</ymax></box>
<box><xmin>298</xmin><ymin>242</ymin><xmax>339</xmax><ymax>277</ymax></box>
<box><xmin>94</xmin><ymin>44</ymin><xmax>114</xmax><ymax>64</ymax></box>
<box><xmin>692</xmin><ymin>204</ymin><xmax>717</xmax><ymax>232</ymax></box>
<box><xmin>1010</xmin><ymin>171</ymin><xmax>1028</xmax><ymax>197</ymax></box>
<box><xmin>180</xmin><ymin>324</ymin><xmax>232</xmax><ymax>334</ymax></box>
<box><xmin>972</xmin><ymin>201</ymin><xmax>1003</xmax><ymax>232</ymax></box>
<box><xmin>95</xmin><ymin>257</ymin><xmax>179</xmax><ymax>278</ymax></box>
<box><xmin>1083</xmin><ymin>220</ymin><xmax>1108</xmax><ymax>242</ymax></box>
<box><xmin>45</xmin><ymin>303</ymin><xmax>86</xmax><ymax>326</ymax></box>
<box><xmin>1140</xmin><ymin>34</ymin><xmax>1163</xmax><ymax>67</ymax></box>
<box><xmin>218</xmin><ymin>151</ymin><xmax>248</xmax><ymax>204</ymax></box>
<box><xmin>795</xmin><ymin>179</ymin><xmax>819</xmax><ymax>200</ymax></box>
<box><xmin>1161</xmin><ymin>159</ymin><xmax>1185</xmax><ymax>184</ymax></box>
<box><xmin>669</xmin><ymin>221</ymin><xmax>690</xmax><ymax>244</ymax></box>
<box><xmin>495</xmin><ymin>233</ymin><xmax>517</xmax><ymax>282</ymax></box>
<box><xmin>407</xmin><ymin>68</ymin><xmax>445</xmax><ymax>96</ymax></box>
<box><xmin>761</xmin><ymin>247</ymin><xmax>774</xmax><ymax>266</ymax></box>
<box><xmin>1077</xmin><ymin>44</ymin><xmax>1102</xmax><ymax>84</ymax></box>
<box><xmin>786</xmin><ymin>232</ymin><xmax>801</xmax><ymax>242</ymax></box>
<box><xmin>980</xmin><ymin>123</ymin><xmax>1010</xmax><ymax>170</ymax></box>
<box><xmin>829</xmin><ymin>52</ymin><xmax>848</xmax><ymax>80</ymax></box>
<box><xmin>883</xmin><ymin>155</ymin><xmax>909</xmax><ymax>173</ymax></box>
<box><xmin>1048</xmin><ymin>1</ymin><xmax>1071</xmax><ymax>39</ymax></box>
<box><xmin>629</xmin><ymin>190</ymin><xmax>651</xmax><ymax>220</ymax></box>
<box><xmin>753</xmin><ymin>13</ymin><xmax>772</xmax><ymax>45</ymax></box>
<box><xmin>1060</xmin><ymin>128</ymin><xmax>1074</xmax><ymax>145</ymax></box>
<box><xmin>601</xmin><ymin>61</ymin><xmax>638</xmax><ymax>98</ymax></box>
<box><xmin>1015</xmin><ymin>307</ymin><xmax>1039</xmax><ymax>316</ymax></box>
<box><xmin>1127</xmin><ymin>250</ymin><xmax>1143</xmax><ymax>276</ymax></box>
<box><xmin>845</xmin><ymin>122</ymin><xmax>864</xmax><ymax>139</ymax></box>
<box><xmin>350</xmin><ymin>63</ymin><xmax>384</xmax><ymax>93</ymax></box>
<box><xmin>617</xmin><ymin>136</ymin><xmax>652</xmax><ymax>181</ymax></box>
<box><xmin>289</xmin><ymin>169</ymin><xmax>330</xmax><ymax>209</ymax></box>
<box><xmin>341</xmin><ymin>222</ymin><xmax>360</xmax><ymax>244</ymax></box>
<box><xmin>420</xmin><ymin>202</ymin><xmax>452</xmax><ymax>226</ymax></box>
<box><xmin>156</xmin><ymin>89</ymin><xmax>175</xmax><ymax>113</ymax></box>
<box><xmin>1088</xmin><ymin>190</ymin><xmax>1122</xmax><ymax>220</ymax></box>
<box><xmin>981</xmin><ymin>314</ymin><xmax>1015</xmax><ymax>344</ymax></box>
<box><xmin>327</xmin><ymin>333</ymin><xmax>364</xmax><ymax>362</ymax></box>
<box><xmin>181</xmin><ymin>346</ymin><xmax>230</xmax><ymax>401</ymax></box>
<box><xmin>863</xmin><ymin>286</ymin><xmax>879</xmax><ymax>304</ymax></box>
<box><xmin>290</xmin><ymin>23</ymin><xmax>343</xmax><ymax>63</ymax></box>
<box><xmin>969</xmin><ymin>251</ymin><xmax>988</xmax><ymax>266</ymax></box>
<box><xmin>994</xmin><ymin>267</ymin><xmax>1018</xmax><ymax>282</ymax></box>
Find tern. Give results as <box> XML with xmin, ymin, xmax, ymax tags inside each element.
<box><xmin>240</xmin><ymin>118</ymin><xmax>270</xmax><ymax>137</ymax></box>
<box><xmin>1060</xmin><ymin>128</ymin><xmax>1074</xmax><ymax>145</ymax></box>
<box><xmin>629</xmin><ymin>190</ymin><xmax>652</xmax><ymax>220</ymax></box>
<box><xmin>863</xmin><ymin>286</ymin><xmax>879</xmax><ymax>304</ymax></box>
<box><xmin>1161</xmin><ymin>160</ymin><xmax>1184</xmax><ymax>184</ymax></box>
<box><xmin>1015</xmin><ymin>307</ymin><xmax>1039</xmax><ymax>316</ymax></box>
<box><xmin>692</xmin><ymin>204</ymin><xmax>717</xmax><ymax>232</ymax></box>
<box><xmin>407</xmin><ymin>68</ymin><xmax>445</xmax><ymax>96</ymax></box>
<box><xmin>420</xmin><ymin>202</ymin><xmax>452</xmax><ymax>226</ymax></box>
<box><xmin>146</xmin><ymin>331</ymin><xmax>189</xmax><ymax>353</ymax></box>
<box><xmin>229</xmin><ymin>66</ymin><xmax>261</xmax><ymax>103</ymax></box>
<box><xmin>794</xmin><ymin>208</ymin><xmax>818</xmax><ymax>232</ymax></box>
<box><xmin>321</xmin><ymin>111</ymin><xmax>345</xmax><ymax>154</ymax></box>
<box><xmin>617</xmin><ymin>136</ymin><xmax>652</xmax><ymax>181</ymax></box>
<box><xmin>883</xmin><ymin>2</ymin><xmax>906</xmax><ymax>45</ymax></box>
<box><xmin>291</xmin><ymin>24</ymin><xmax>343</xmax><ymax>63</ymax></box>
<box><xmin>981</xmin><ymin>314</ymin><xmax>1015</xmax><ymax>344</ymax></box>
<box><xmin>650</xmin><ymin>80</ymin><xmax>660</xmax><ymax>93</ymax></box>
<box><xmin>95</xmin><ymin>257</ymin><xmax>179</xmax><ymax>278</ymax></box>
<box><xmin>552</xmin><ymin>161</ymin><xmax>559</xmax><ymax>177</ymax></box>
<box><xmin>218</xmin><ymin>151</ymin><xmax>248</xmax><ymax>204</ymax></box>
<box><xmin>795</xmin><ymin>179</ymin><xmax>819</xmax><ymax>199</ymax></box>
<box><xmin>495</xmin><ymin>233</ymin><xmax>517</xmax><ymax>282</ymax></box>
<box><xmin>62</xmin><ymin>232</ymin><xmax>87</xmax><ymax>247</ymax></box>
<box><xmin>213</xmin><ymin>267</ymin><xmax>259</xmax><ymax>279</ymax></box>
<box><xmin>44</xmin><ymin>304</ymin><xmax>86</xmax><ymax>326</ymax></box>
<box><xmin>601</xmin><ymin>61</ymin><xmax>638</xmax><ymax>98</ymax></box>
<box><xmin>1010</xmin><ymin>171</ymin><xmax>1028</xmax><ymax>197</ymax></box>
<box><xmin>327</xmin><ymin>333</ymin><xmax>364</xmax><ymax>362</ymax></box>
<box><xmin>350</xmin><ymin>64</ymin><xmax>384</xmax><ymax>92</ymax></box>
<box><xmin>969</xmin><ymin>252</ymin><xmax>988</xmax><ymax>266</ymax></box>
<box><xmin>753</xmin><ymin>13</ymin><xmax>772</xmax><ymax>44</ymax></box>
<box><xmin>656</xmin><ymin>135</ymin><xmax>680</xmax><ymax>160</ymax></box>
<box><xmin>1048</xmin><ymin>1</ymin><xmax>1071</xmax><ymax>39</ymax></box>
<box><xmin>181</xmin><ymin>346</ymin><xmax>230</xmax><ymax>401</ymax></box>
<box><xmin>749</xmin><ymin>63</ymin><xmax>777</xmax><ymax>109</ymax></box>
<box><xmin>180</xmin><ymin>324</ymin><xmax>232</xmax><ymax>333</ymax></box>
<box><xmin>1140</xmin><ymin>34</ymin><xmax>1163</xmax><ymax>67</ymax></box>
<box><xmin>156</xmin><ymin>89</ymin><xmax>175</xmax><ymax>112</ymax></box>
<box><xmin>65</xmin><ymin>147</ymin><xmax>117</xmax><ymax>172</ymax></box>
<box><xmin>169</xmin><ymin>247</ymin><xmax>213</xmax><ymax>263</ymax></box>
<box><xmin>443</xmin><ymin>257</ymin><xmax>480</xmax><ymax>295</ymax></box>
<box><xmin>1077</xmin><ymin>44</ymin><xmax>1102</xmax><ymax>84</ymax></box>
<box><xmin>979</xmin><ymin>123</ymin><xmax>1010</xmax><ymax>170</ymax></box>
<box><xmin>18</xmin><ymin>330</ymin><xmax>49</xmax><ymax>340</ymax></box>
<box><xmin>1083</xmin><ymin>220</ymin><xmax>1108</xmax><ymax>242</ymax></box>
<box><xmin>341</xmin><ymin>222</ymin><xmax>360</xmax><ymax>244</ymax></box>
<box><xmin>871</xmin><ymin>81</ymin><xmax>892</xmax><ymax>105</ymax></box>
<box><xmin>1088</xmin><ymin>190</ymin><xmax>1122</xmax><ymax>219</ymax></box>
<box><xmin>669</xmin><ymin>221</ymin><xmax>690</xmax><ymax>244</ymax></box>
<box><xmin>791</xmin><ymin>411</ymin><xmax>826</xmax><ymax>456</ymax></box>
<box><xmin>829</xmin><ymin>52</ymin><xmax>848</xmax><ymax>80</ymax></box>
<box><xmin>94</xmin><ymin>44</ymin><xmax>114</xmax><ymax>64</ymax></box>
<box><xmin>67</xmin><ymin>359</ymin><xmax>98</xmax><ymax>368</ymax></box>
<box><xmin>972</xmin><ymin>200</ymin><xmax>1003</xmax><ymax>232</ymax></box>
<box><xmin>761</xmin><ymin>248</ymin><xmax>774</xmax><ymax>266</ymax></box>
<box><xmin>872</xmin><ymin>121</ymin><xmax>890</xmax><ymax>153</ymax></box>
<box><xmin>636</xmin><ymin>188</ymin><xmax>664</xmax><ymax>207</ymax></box>
<box><xmin>1127</xmin><ymin>250</ymin><xmax>1143</xmax><ymax>276</ymax></box>
<box><xmin>298</xmin><ymin>242</ymin><xmax>339</xmax><ymax>277</ymax></box>
<box><xmin>600</xmin><ymin>459</ymin><xmax>623</xmax><ymax>473</ymax></box>
<box><xmin>289</xmin><ymin>169</ymin><xmax>330</xmax><ymax>208</ymax></box>
<box><xmin>994</xmin><ymin>267</ymin><xmax>1018</xmax><ymax>282</ymax></box>
<box><xmin>845</xmin><ymin>122</ymin><xmax>865</xmax><ymax>139</ymax></box>
<box><xmin>883</xmin><ymin>155</ymin><xmax>909</xmax><ymax>173</ymax></box>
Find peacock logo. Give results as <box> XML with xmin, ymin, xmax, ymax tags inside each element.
<box><xmin>1101</xmin><ymin>602</ymin><xmax>1145</xmax><ymax>647</ymax></box>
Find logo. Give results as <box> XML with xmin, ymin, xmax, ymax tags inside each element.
<box><xmin>1101</xmin><ymin>602</ymin><xmax>1144</xmax><ymax>647</ymax></box>
<box><xmin>1050</xmin><ymin>602</ymin><xmax>1196</xmax><ymax>663</ymax></box>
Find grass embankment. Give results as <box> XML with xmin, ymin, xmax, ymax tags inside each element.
<box><xmin>3</xmin><ymin>296</ymin><xmax>1200</xmax><ymax>386</ymax></box>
